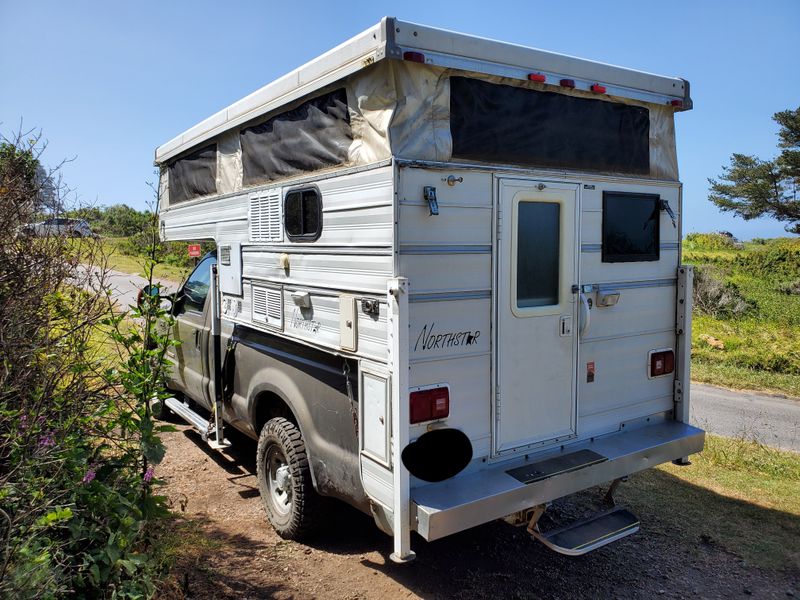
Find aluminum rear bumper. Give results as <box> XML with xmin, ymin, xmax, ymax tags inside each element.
<box><xmin>411</xmin><ymin>420</ymin><xmax>704</xmax><ymax>541</ymax></box>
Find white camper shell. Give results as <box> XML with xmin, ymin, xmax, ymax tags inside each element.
<box><xmin>155</xmin><ymin>17</ymin><xmax>703</xmax><ymax>562</ymax></box>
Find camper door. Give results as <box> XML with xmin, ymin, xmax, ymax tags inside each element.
<box><xmin>495</xmin><ymin>179</ymin><xmax>579</xmax><ymax>454</ymax></box>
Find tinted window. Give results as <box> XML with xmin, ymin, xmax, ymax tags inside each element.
<box><xmin>517</xmin><ymin>202</ymin><xmax>560</xmax><ymax>308</ymax></box>
<box><xmin>284</xmin><ymin>188</ymin><xmax>322</xmax><ymax>241</ymax></box>
<box><xmin>180</xmin><ymin>254</ymin><xmax>216</xmax><ymax>313</ymax></box>
<box><xmin>602</xmin><ymin>192</ymin><xmax>660</xmax><ymax>262</ymax></box>
<box><xmin>168</xmin><ymin>144</ymin><xmax>217</xmax><ymax>204</ymax></box>
<box><xmin>240</xmin><ymin>88</ymin><xmax>352</xmax><ymax>186</ymax></box>
<box><xmin>450</xmin><ymin>77</ymin><xmax>650</xmax><ymax>175</ymax></box>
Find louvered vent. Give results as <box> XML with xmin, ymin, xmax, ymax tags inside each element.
<box><xmin>249</xmin><ymin>191</ymin><xmax>282</xmax><ymax>243</ymax></box>
<box><xmin>252</xmin><ymin>285</ymin><xmax>283</xmax><ymax>328</ymax></box>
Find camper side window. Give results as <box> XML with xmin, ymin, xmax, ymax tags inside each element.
<box><xmin>602</xmin><ymin>192</ymin><xmax>660</xmax><ymax>262</ymax></box>
<box><xmin>284</xmin><ymin>188</ymin><xmax>322</xmax><ymax>241</ymax></box>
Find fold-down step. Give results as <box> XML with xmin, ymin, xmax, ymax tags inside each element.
<box><xmin>532</xmin><ymin>506</ymin><xmax>639</xmax><ymax>556</ymax></box>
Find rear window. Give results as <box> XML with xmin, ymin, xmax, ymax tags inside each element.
<box><xmin>602</xmin><ymin>192</ymin><xmax>660</xmax><ymax>262</ymax></box>
<box><xmin>450</xmin><ymin>77</ymin><xmax>650</xmax><ymax>175</ymax></box>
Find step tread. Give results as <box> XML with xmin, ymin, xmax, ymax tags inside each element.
<box><xmin>537</xmin><ymin>507</ymin><xmax>639</xmax><ymax>554</ymax></box>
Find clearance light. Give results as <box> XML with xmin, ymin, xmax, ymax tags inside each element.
<box><xmin>410</xmin><ymin>387</ymin><xmax>450</xmax><ymax>424</ymax></box>
<box><xmin>591</xmin><ymin>84</ymin><xmax>607</xmax><ymax>93</ymax></box>
<box><xmin>403</xmin><ymin>51</ymin><xmax>425</xmax><ymax>63</ymax></box>
<box><xmin>528</xmin><ymin>73</ymin><xmax>546</xmax><ymax>82</ymax></box>
<box><xmin>669</xmin><ymin>99</ymin><xmax>684</xmax><ymax>108</ymax></box>
<box><xmin>560</xmin><ymin>78</ymin><xmax>575</xmax><ymax>88</ymax></box>
<box><xmin>650</xmin><ymin>350</ymin><xmax>675</xmax><ymax>378</ymax></box>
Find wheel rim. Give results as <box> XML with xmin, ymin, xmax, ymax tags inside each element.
<box><xmin>266</xmin><ymin>445</ymin><xmax>292</xmax><ymax>516</ymax></box>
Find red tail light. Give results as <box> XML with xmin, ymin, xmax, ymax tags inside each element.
<box><xmin>528</xmin><ymin>73</ymin><xmax>546</xmax><ymax>83</ymax></box>
<box><xmin>410</xmin><ymin>386</ymin><xmax>450</xmax><ymax>424</ymax></box>
<box><xmin>650</xmin><ymin>350</ymin><xmax>675</xmax><ymax>377</ymax></box>
<box><xmin>403</xmin><ymin>51</ymin><xmax>425</xmax><ymax>63</ymax></box>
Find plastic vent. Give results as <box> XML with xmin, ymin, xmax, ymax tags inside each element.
<box><xmin>249</xmin><ymin>191</ymin><xmax>282</xmax><ymax>243</ymax></box>
<box><xmin>252</xmin><ymin>285</ymin><xmax>283</xmax><ymax>328</ymax></box>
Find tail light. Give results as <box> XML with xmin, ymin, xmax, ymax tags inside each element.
<box><xmin>410</xmin><ymin>386</ymin><xmax>450</xmax><ymax>424</ymax></box>
<box><xmin>650</xmin><ymin>350</ymin><xmax>675</xmax><ymax>377</ymax></box>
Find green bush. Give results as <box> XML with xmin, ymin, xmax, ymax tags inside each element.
<box><xmin>735</xmin><ymin>239</ymin><xmax>800</xmax><ymax>280</ymax></box>
<box><xmin>692</xmin><ymin>265</ymin><xmax>754</xmax><ymax>318</ymax></box>
<box><xmin>685</xmin><ymin>232</ymin><xmax>738</xmax><ymax>251</ymax></box>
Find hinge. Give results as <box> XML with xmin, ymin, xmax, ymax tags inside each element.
<box><xmin>496</xmin><ymin>208</ymin><xmax>503</xmax><ymax>240</ymax></box>
<box><xmin>673</xmin><ymin>379</ymin><xmax>683</xmax><ymax>409</ymax></box>
<box><xmin>495</xmin><ymin>386</ymin><xmax>501</xmax><ymax>419</ymax></box>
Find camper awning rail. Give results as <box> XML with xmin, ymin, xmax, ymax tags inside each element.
<box><xmin>155</xmin><ymin>17</ymin><xmax>692</xmax><ymax>165</ymax></box>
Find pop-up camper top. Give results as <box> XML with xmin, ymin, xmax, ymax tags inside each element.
<box><xmin>153</xmin><ymin>17</ymin><xmax>703</xmax><ymax>562</ymax></box>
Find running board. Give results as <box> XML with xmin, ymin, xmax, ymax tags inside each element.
<box><xmin>164</xmin><ymin>397</ymin><xmax>230</xmax><ymax>449</ymax></box>
<box><xmin>531</xmin><ymin>507</ymin><xmax>639</xmax><ymax>556</ymax></box>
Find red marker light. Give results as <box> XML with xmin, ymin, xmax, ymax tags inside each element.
<box><xmin>591</xmin><ymin>84</ymin><xmax>606</xmax><ymax>94</ymax></box>
<box><xmin>528</xmin><ymin>73</ymin><xmax>546</xmax><ymax>83</ymax></box>
<box><xmin>560</xmin><ymin>79</ymin><xmax>575</xmax><ymax>88</ymax></box>
<box><xmin>669</xmin><ymin>99</ymin><xmax>684</xmax><ymax>108</ymax></box>
<box><xmin>403</xmin><ymin>51</ymin><xmax>425</xmax><ymax>63</ymax></box>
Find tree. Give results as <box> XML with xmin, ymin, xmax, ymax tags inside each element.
<box><xmin>708</xmin><ymin>106</ymin><xmax>800</xmax><ymax>234</ymax></box>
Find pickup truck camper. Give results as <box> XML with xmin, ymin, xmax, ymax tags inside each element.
<box><xmin>153</xmin><ymin>17</ymin><xmax>704</xmax><ymax>562</ymax></box>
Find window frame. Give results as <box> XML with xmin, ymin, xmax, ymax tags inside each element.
<box><xmin>178</xmin><ymin>253</ymin><xmax>217</xmax><ymax>315</ymax></box>
<box><xmin>601</xmin><ymin>191</ymin><xmax>661</xmax><ymax>263</ymax></box>
<box><xmin>283</xmin><ymin>186</ymin><xmax>323</xmax><ymax>242</ymax></box>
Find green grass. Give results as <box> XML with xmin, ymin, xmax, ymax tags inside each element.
<box><xmin>100</xmin><ymin>237</ymin><xmax>189</xmax><ymax>282</ymax></box>
<box><xmin>622</xmin><ymin>434</ymin><xmax>800</xmax><ymax>570</ymax></box>
<box><xmin>687</xmin><ymin>237</ymin><xmax>800</xmax><ymax>397</ymax></box>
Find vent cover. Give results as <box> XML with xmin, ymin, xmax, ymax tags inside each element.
<box><xmin>249</xmin><ymin>191</ymin><xmax>283</xmax><ymax>243</ymax></box>
<box><xmin>252</xmin><ymin>285</ymin><xmax>283</xmax><ymax>329</ymax></box>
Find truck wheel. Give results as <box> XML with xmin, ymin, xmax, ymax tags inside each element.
<box><xmin>256</xmin><ymin>417</ymin><xmax>320</xmax><ymax>540</ymax></box>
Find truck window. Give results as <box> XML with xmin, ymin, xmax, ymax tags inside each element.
<box><xmin>284</xmin><ymin>188</ymin><xmax>322</xmax><ymax>241</ymax></box>
<box><xmin>240</xmin><ymin>88</ymin><xmax>351</xmax><ymax>187</ymax></box>
<box><xmin>516</xmin><ymin>201</ymin><xmax>560</xmax><ymax>308</ymax></box>
<box><xmin>602</xmin><ymin>192</ymin><xmax>660</xmax><ymax>262</ymax></box>
<box><xmin>180</xmin><ymin>254</ymin><xmax>216</xmax><ymax>313</ymax></box>
<box><xmin>450</xmin><ymin>77</ymin><xmax>650</xmax><ymax>175</ymax></box>
<box><xmin>168</xmin><ymin>144</ymin><xmax>217</xmax><ymax>204</ymax></box>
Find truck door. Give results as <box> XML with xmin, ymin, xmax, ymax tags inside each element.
<box><xmin>495</xmin><ymin>179</ymin><xmax>579</xmax><ymax>453</ymax></box>
<box><xmin>167</xmin><ymin>253</ymin><xmax>215</xmax><ymax>408</ymax></box>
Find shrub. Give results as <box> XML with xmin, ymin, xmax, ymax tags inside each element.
<box><xmin>0</xmin><ymin>131</ymin><xmax>176</xmax><ymax>598</ymax></box>
<box><xmin>692</xmin><ymin>265</ymin><xmax>753</xmax><ymax>318</ymax></box>
<box><xmin>736</xmin><ymin>240</ymin><xmax>800</xmax><ymax>280</ymax></box>
<box><xmin>685</xmin><ymin>232</ymin><xmax>738</xmax><ymax>251</ymax></box>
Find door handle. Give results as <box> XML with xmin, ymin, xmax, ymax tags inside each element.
<box><xmin>579</xmin><ymin>293</ymin><xmax>592</xmax><ymax>338</ymax></box>
<box><xmin>193</xmin><ymin>329</ymin><xmax>200</xmax><ymax>349</ymax></box>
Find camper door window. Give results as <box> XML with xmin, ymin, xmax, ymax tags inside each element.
<box><xmin>601</xmin><ymin>192</ymin><xmax>660</xmax><ymax>262</ymax></box>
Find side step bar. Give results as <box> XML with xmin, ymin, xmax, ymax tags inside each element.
<box><xmin>531</xmin><ymin>506</ymin><xmax>639</xmax><ymax>556</ymax></box>
<box><xmin>163</xmin><ymin>397</ymin><xmax>230</xmax><ymax>449</ymax></box>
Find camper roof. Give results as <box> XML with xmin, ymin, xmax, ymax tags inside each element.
<box><xmin>155</xmin><ymin>17</ymin><xmax>692</xmax><ymax>164</ymax></box>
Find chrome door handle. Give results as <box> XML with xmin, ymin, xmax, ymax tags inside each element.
<box><xmin>579</xmin><ymin>293</ymin><xmax>592</xmax><ymax>338</ymax></box>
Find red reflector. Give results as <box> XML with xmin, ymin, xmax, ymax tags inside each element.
<box><xmin>410</xmin><ymin>387</ymin><xmax>450</xmax><ymax>424</ymax></box>
<box><xmin>669</xmin><ymin>99</ymin><xmax>684</xmax><ymax>107</ymax></box>
<box><xmin>528</xmin><ymin>73</ymin><xmax>546</xmax><ymax>83</ymax></box>
<box><xmin>650</xmin><ymin>350</ymin><xmax>675</xmax><ymax>377</ymax></box>
<box><xmin>591</xmin><ymin>84</ymin><xmax>606</xmax><ymax>93</ymax></box>
<box><xmin>403</xmin><ymin>51</ymin><xmax>425</xmax><ymax>63</ymax></box>
<box><xmin>560</xmin><ymin>78</ymin><xmax>575</xmax><ymax>88</ymax></box>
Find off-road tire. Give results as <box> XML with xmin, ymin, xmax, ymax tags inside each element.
<box><xmin>256</xmin><ymin>417</ymin><xmax>321</xmax><ymax>540</ymax></box>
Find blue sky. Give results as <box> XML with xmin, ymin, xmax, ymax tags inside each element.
<box><xmin>2</xmin><ymin>0</ymin><xmax>798</xmax><ymax>239</ymax></box>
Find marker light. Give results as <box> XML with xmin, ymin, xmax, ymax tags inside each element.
<box><xmin>591</xmin><ymin>84</ymin><xmax>606</xmax><ymax>93</ymax></box>
<box><xmin>528</xmin><ymin>73</ymin><xmax>546</xmax><ymax>82</ymax></box>
<box><xmin>669</xmin><ymin>99</ymin><xmax>684</xmax><ymax>108</ymax></box>
<box><xmin>410</xmin><ymin>387</ymin><xmax>450</xmax><ymax>424</ymax></box>
<box><xmin>560</xmin><ymin>79</ymin><xmax>575</xmax><ymax>88</ymax></box>
<box><xmin>650</xmin><ymin>350</ymin><xmax>675</xmax><ymax>377</ymax></box>
<box><xmin>403</xmin><ymin>51</ymin><xmax>425</xmax><ymax>63</ymax></box>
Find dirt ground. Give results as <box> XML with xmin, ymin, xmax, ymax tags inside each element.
<box><xmin>156</xmin><ymin>422</ymin><xmax>798</xmax><ymax>600</ymax></box>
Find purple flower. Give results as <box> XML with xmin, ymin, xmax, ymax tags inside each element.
<box><xmin>19</xmin><ymin>415</ymin><xmax>28</xmax><ymax>430</ymax></box>
<box><xmin>38</xmin><ymin>432</ymin><xmax>55</xmax><ymax>448</ymax></box>
<box><xmin>143</xmin><ymin>466</ymin><xmax>154</xmax><ymax>483</ymax></box>
<box><xmin>81</xmin><ymin>469</ymin><xmax>96</xmax><ymax>484</ymax></box>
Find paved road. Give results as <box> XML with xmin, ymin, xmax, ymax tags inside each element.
<box><xmin>81</xmin><ymin>266</ymin><xmax>179</xmax><ymax>310</ymax></box>
<box><xmin>691</xmin><ymin>383</ymin><xmax>800</xmax><ymax>452</ymax></box>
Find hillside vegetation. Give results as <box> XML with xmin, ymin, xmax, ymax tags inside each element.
<box><xmin>685</xmin><ymin>233</ymin><xmax>800</xmax><ymax>396</ymax></box>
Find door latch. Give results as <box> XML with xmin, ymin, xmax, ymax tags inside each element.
<box><xmin>423</xmin><ymin>186</ymin><xmax>439</xmax><ymax>216</ymax></box>
<box><xmin>559</xmin><ymin>315</ymin><xmax>573</xmax><ymax>337</ymax></box>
